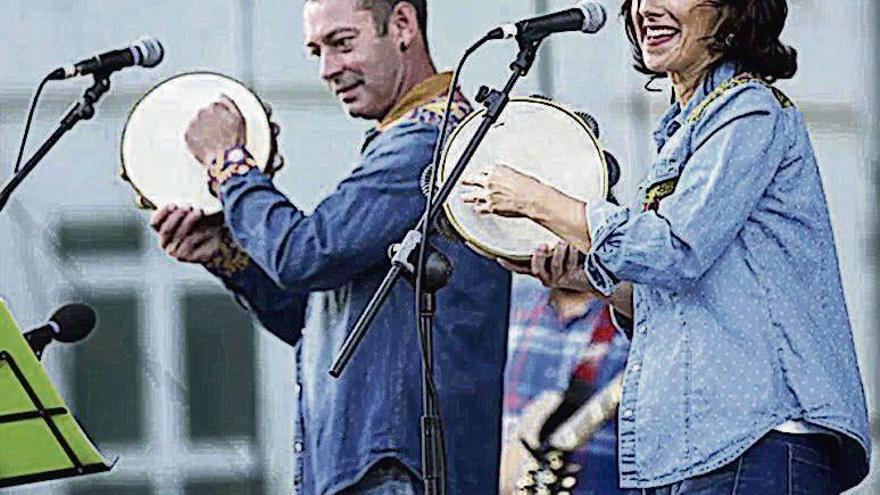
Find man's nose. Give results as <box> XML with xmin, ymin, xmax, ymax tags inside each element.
<box><xmin>320</xmin><ymin>53</ymin><xmax>344</xmax><ymax>82</ymax></box>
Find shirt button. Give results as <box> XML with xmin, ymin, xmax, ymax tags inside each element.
<box><xmin>631</xmin><ymin>362</ymin><xmax>642</xmax><ymax>373</ymax></box>
<box><xmin>294</xmin><ymin>442</ymin><xmax>304</xmax><ymax>453</ymax></box>
<box><xmin>295</xmin><ymin>384</ymin><xmax>302</xmax><ymax>394</ymax></box>
<box><xmin>638</xmin><ymin>326</ymin><xmax>648</xmax><ymax>335</ymax></box>
<box><xmin>622</xmin><ymin>409</ymin><xmax>634</xmax><ymax>419</ymax></box>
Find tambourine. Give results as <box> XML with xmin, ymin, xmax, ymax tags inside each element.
<box><xmin>438</xmin><ymin>97</ymin><xmax>610</xmax><ymax>261</ymax></box>
<box><xmin>120</xmin><ymin>72</ymin><xmax>275</xmax><ymax>214</ymax></box>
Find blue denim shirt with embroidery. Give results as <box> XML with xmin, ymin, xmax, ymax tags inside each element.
<box><xmin>206</xmin><ymin>74</ymin><xmax>511</xmax><ymax>495</ymax></box>
<box><xmin>584</xmin><ymin>62</ymin><xmax>870</xmax><ymax>490</ymax></box>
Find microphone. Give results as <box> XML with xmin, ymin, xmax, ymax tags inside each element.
<box><xmin>487</xmin><ymin>1</ymin><xmax>607</xmax><ymax>41</ymax></box>
<box><xmin>48</xmin><ymin>36</ymin><xmax>164</xmax><ymax>81</ymax></box>
<box><xmin>24</xmin><ymin>304</ymin><xmax>97</xmax><ymax>360</ymax></box>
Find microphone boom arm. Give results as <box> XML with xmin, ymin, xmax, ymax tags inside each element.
<box><xmin>0</xmin><ymin>73</ymin><xmax>112</xmax><ymax>214</ymax></box>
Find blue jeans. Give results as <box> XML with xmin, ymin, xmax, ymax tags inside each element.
<box><xmin>627</xmin><ymin>432</ymin><xmax>841</xmax><ymax>495</ymax></box>
<box><xmin>339</xmin><ymin>459</ymin><xmax>422</xmax><ymax>495</ymax></box>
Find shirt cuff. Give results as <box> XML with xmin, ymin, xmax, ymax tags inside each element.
<box><xmin>584</xmin><ymin>199</ymin><xmax>630</xmax><ymax>297</ymax></box>
<box><xmin>586</xmin><ymin>198</ymin><xmax>629</xmax><ymax>249</ymax></box>
<box><xmin>210</xmin><ymin>146</ymin><xmax>261</xmax><ymax>197</ymax></box>
<box><xmin>585</xmin><ymin>252</ymin><xmax>617</xmax><ymax>297</ymax></box>
<box><xmin>204</xmin><ymin>228</ymin><xmax>252</xmax><ymax>282</ymax></box>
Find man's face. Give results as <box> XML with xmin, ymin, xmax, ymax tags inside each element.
<box><xmin>305</xmin><ymin>0</ymin><xmax>404</xmax><ymax>120</ymax></box>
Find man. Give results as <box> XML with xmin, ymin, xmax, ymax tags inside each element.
<box><xmin>150</xmin><ymin>1</ymin><xmax>511</xmax><ymax>494</ymax></box>
<box><xmin>500</xmin><ymin>278</ymin><xmax>627</xmax><ymax>495</ymax></box>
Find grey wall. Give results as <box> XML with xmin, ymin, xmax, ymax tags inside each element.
<box><xmin>0</xmin><ymin>1</ymin><xmax>877</xmax><ymax>493</ymax></box>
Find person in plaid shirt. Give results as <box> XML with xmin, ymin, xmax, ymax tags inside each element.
<box><xmin>501</xmin><ymin>276</ymin><xmax>629</xmax><ymax>495</ymax></box>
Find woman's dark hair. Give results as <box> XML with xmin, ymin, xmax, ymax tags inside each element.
<box><xmin>621</xmin><ymin>0</ymin><xmax>798</xmax><ymax>82</ymax></box>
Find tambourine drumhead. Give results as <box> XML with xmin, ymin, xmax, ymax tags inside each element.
<box><xmin>121</xmin><ymin>72</ymin><xmax>272</xmax><ymax>214</ymax></box>
<box><xmin>439</xmin><ymin>97</ymin><xmax>608</xmax><ymax>261</ymax></box>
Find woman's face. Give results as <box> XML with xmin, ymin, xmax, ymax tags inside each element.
<box><xmin>630</xmin><ymin>0</ymin><xmax>725</xmax><ymax>76</ymax></box>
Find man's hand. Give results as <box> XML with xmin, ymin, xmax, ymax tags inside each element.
<box><xmin>150</xmin><ymin>205</ymin><xmax>223</xmax><ymax>263</ymax></box>
<box><xmin>184</xmin><ymin>95</ymin><xmax>247</xmax><ymax>166</ymax></box>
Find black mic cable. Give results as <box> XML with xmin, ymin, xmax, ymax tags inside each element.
<box><xmin>12</xmin><ymin>75</ymin><xmax>51</xmax><ymax>174</ymax></box>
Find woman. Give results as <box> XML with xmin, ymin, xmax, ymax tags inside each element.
<box><xmin>463</xmin><ymin>0</ymin><xmax>871</xmax><ymax>493</ymax></box>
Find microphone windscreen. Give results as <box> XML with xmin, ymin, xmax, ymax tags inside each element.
<box><xmin>132</xmin><ymin>36</ymin><xmax>164</xmax><ymax>68</ymax></box>
<box><xmin>50</xmin><ymin>304</ymin><xmax>97</xmax><ymax>343</ymax></box>
<box><xmin>577</xmin><ymin>1</ymin><xmax>607</xmax><ymax>34</ymax></box>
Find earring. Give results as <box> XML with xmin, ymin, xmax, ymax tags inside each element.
<box><xmin>724</xmin><ymin>33</ymin><xmax>736</xmax><ymax>48</ymax></box>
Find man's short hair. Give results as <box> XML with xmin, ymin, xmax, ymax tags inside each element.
<box><xmin>307</xmin><ymin>0</ymin><xmax>428</xmax><ymax>42</ymax></box>
<box><xmin>358</xmin><ymin>0</ymin><xmax>427</xmax><ymax>40</ymax></box>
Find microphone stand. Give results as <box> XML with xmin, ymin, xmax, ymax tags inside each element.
<box><xmin>329</xmin><ymin>34</ymin><xmax>546</xmax><ymax>495</ymax></box>
<box><xmin>0</xmin><ymin>72</ymin><xmax>112</xmax><ymax>214</ymax></box>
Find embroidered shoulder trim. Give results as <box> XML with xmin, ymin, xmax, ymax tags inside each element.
<box><xmin>687</xmin><ymin>73</ymin><xmax>795</xmax><ymax>124</ymax></box>
<box><xmin>381</xmin><ymin>95</ymin><xmax>472</xmax><ymax>132</ymax></box>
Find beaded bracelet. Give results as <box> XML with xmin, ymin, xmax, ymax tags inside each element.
<box><xmin>207</xmin><ymin>145</ymin><xmax>259</xmax><ymax>196</ymax></box>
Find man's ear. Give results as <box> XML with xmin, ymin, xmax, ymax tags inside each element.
<box><xmin>388</xmin><ymin>2</ymin><xmax>420</xmax><ymax>52</ymax></box>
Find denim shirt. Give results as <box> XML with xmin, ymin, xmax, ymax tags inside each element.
<box><xmin>584</xmin><ymin>62</ymin><xmax>871</xmax><ymax>490</ymax></box>
<box><xmin>210</xmin><ymin>73</ymin><xmax>511</xmax><ymax>495</ymax></box>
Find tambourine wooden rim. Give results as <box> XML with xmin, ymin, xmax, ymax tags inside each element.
<box><xmin>120</xmin><ymin>71</ymin><xmax>272</xmax><ymax>214</ymax></box>
<box><xmin>438</xmin><ymin>96</ymin><xmax>608</xmax><ymax>262</ymax></box>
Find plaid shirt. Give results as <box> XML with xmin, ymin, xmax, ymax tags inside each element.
<box><xmin>504</xmin><ymin>276</ymin><xmax>628</xmax><ymax>494</ymax></box>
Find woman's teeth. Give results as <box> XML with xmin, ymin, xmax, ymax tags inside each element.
<box><xmin>647</xmin><ymin>27</ymin><xmax>678</xmax><ymax>40</ymax></box>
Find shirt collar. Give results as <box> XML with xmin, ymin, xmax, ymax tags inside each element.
<box><xmin>652</xmin><ymin>61</ymin><xmax>740</xmax><ymax>150</ymax></box>
<box><xmin>378</xmin><ymin>71</ymin><xmax>453</xmax><ymax>130</ymax></box>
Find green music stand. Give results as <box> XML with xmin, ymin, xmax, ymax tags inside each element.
<box><xmin>0</xmin><ymin>299</ymin><xmax>113</xmax><ymax>488</ymax></box>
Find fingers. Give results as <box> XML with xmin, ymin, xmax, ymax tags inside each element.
<box><xmin>459</xmin><ymin>173</ymin><xmax>488</xmax><ymax>189</ymax></box>
<box><xmin>174</xmin><ymin>208</ymin><xmax>205</xmax><ymax>242</ymax></box>
<box><xmin>188</xmin><ymin>238</ymin><xmax>221</xmax><ymax>263</ymax></box>
<box><xmin>497</xmin><ymin>257</ymin><xmax>533</xmax><ymax>275</ymax></box>
<box><xmin>218</xmin><ymin>94</ymin><xmax>244</xmax><ymax>118</ymax></box>
<box><xmin>150</xmin><ymin>204</ymin><xmax>177</xmax><ymax>231</ymax></box>
<box><xmin>531</xmin><ymin>244</ymin><xmax>553</xmax><ymax>286</ymax></box>
<box><xmin>460</xmin><ymin>190</ymin><xmax>485</xmax><ymax>204</ymax></box>
<box><xmin>165</xmin><ymin>209</ymin><xmax>208</xmax><ymax>255</ymax></box>
<box><xmin>493</xmin><ymin>162</ymin><xmax>514</xmax><ymax>174</ymax></box>
<box><xmin>156</xmin><ymin>207</ymin><xmax>192</xmax><ymax>250</ymax></box>
<box><xmin>566</xmin><ymin>244</ymin><xmax>586</xmax><ymax>272</ymax></box>
<box><xmin>551</xmin><ymin>241</ymin><xmax>568</xmax><ymax>281</ymax></box>
<box><xmin>171</xmin><ymin>230</ymin><xmax>218</xmax><ymax>263</ymax></box>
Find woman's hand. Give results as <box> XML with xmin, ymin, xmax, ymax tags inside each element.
<box><xmin>461</xmin><ymin>163</ymin><xmax>547</xmax><ymax>218</ymax></box>
<box><xmin>462</xmin><ymin>163</ymin><xmax>592</xmax><ymax>251</ymax></box>
<box><xmin>532</xmin><ymin>242</ymin><xmax>599</xmax><ymax>293</ymax></box>
<box><xmin>496</xmin><ymin>242</ymin><xmax>599</xmax><ymax>293</ymax></box>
